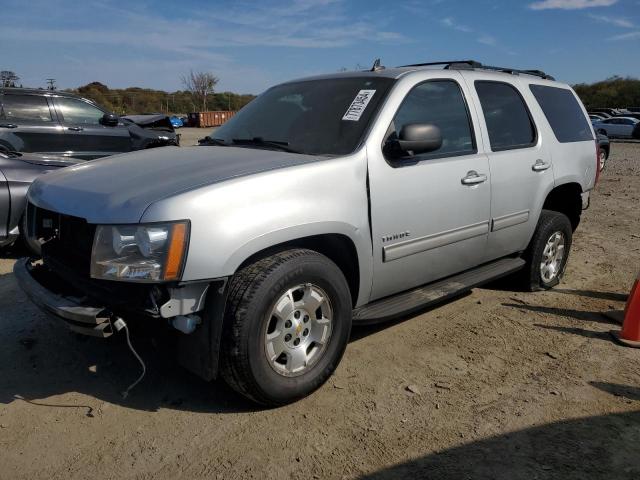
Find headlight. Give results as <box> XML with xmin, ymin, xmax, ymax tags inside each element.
<box><xmin>90</xmin><ymin>221</ymin><xmax>189</xmax><ymax>282</ymax></box>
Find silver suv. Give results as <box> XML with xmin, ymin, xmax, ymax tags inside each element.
<box><xmin>15</xmin><ymin>60</ymin><xmax>598</xmax><ymax>405</ymax></box>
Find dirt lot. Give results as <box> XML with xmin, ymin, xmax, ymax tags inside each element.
<box><xmin>179</xmin><ymin>127</ymin><xmax>213</xmax><ymax>146</ymax></box>
<box><xmin>1</xmin><ymin>144</ymin><xmax>639</xmax><ymax>480</ymax></box>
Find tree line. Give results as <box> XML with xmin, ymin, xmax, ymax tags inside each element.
<box><xmin>573</xmin><ymin>76</ymin><xmax>640</xmax><ymax>109</ymax></box>
<box><xmin>72</xmin><ymin>81</ymin><xmax>255</xmax><ymax>115</ymax></box>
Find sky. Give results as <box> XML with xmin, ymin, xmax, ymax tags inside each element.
<box><xmin>1</xmin><ymin>0</ymin><xmax>639</xmax><ymax>94</ymax></box>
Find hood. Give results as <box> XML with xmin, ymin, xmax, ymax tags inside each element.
<box><xmin>122</xmin><ymin>114</ymin><xmax>174</xmax><ymax>132</ymax></box>
<box><xmin>16</xmin><ymin>153</ymin><xmax>83</xmax><ymax>168</ymax></box>
<box><xmin>1</xmin><ymin>151</ymin><xmax>82</xmax><ymax>168</ymax></box>
<box><xmin>28</xmin><ymin>145</ymin><xmax>324</xmax><ymax>224</ymax></box>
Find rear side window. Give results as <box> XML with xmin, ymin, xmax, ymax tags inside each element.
<box><xmin>385</xmin><ymin>80</ymin><xmax>476</xmax><ymax>160</ymax></box>
<box><xmin>475</xmin><ymin>81</ymin><xmax>536</xmax><ymax>151</ymax></box>
<box><xmin>529</xmin><ymin>85</ymin><xmax>593</xmax><ymax>143</ymax></box>
<box><xmin>0</xmin><ymin>94</ymin><xmax>53</xmax><ymax>123</ymax></box>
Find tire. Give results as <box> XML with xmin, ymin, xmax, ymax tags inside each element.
<box><xmin>520</xmin><ymin>210</ymin><xmax>573</xmax><ymax>291</ymax></box>
<box><xmin>220</xmin><ymin>248</ymin><xmax>352</xmax><ymax>406</ymax></box>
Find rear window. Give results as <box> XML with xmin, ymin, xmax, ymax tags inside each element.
<box><xmin>475</xmin><ymin>81</ymin><xmax>536</xmax><ymax>151</ymax></box>
<box><xmin>0</xmin><ymin>94</ymin><xmax>53</xmax><ymax>123</ymax></box>
<box><xmin>529</xmin><ymin>85</ymin><xmax>593</xmax><ymax>143</ymax></box>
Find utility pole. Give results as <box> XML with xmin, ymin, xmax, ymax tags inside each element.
<box><xmin>46</xmin><ymin>78</ymin><xmax>56</xmax><ymax>90</ymax></box>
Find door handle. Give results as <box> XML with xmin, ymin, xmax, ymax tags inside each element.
<box><xmin>461</xmin><ymin>170</ymin><xmax>488</xmax><ymax>185</ymax></box>
<box><xmin>0</xmin><ymin>123</ymin><xmax>18</xmax><ymax>129</ymax></box>
<box><xmin>67</xmin><ymin>126</ymin><xmax>84</xmax><ymax>132</ymax></box>
<box><xmin>532</xmin><ymin>159</ymin><xmax>551</xmax><ymax>172</ymax></box>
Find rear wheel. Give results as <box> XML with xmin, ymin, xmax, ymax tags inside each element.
<box><xmin>520</xmin><ymin>210</ymin><xmax>573</xmax><ymax>291</ymax></box>
<box><xmin>220</xmin><ymin>248</ymin><xmax>352</xmax><ymax>406</ymax></box>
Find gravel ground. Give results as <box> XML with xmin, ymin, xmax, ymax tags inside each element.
<box><xmin>178</xmin><ymin>127</ymin><xmax>212</xmax><ymax>146</ymax></box>
<box><xmin>0</xmin><ymin>144</ymin><xmax>639</xmax><ymax>479</ymax></box>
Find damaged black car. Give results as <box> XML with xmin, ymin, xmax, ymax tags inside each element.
<box><xmin>0</xmin><ymin>88</ymin><xmax>179</xmax><ymax>160</ymax></box>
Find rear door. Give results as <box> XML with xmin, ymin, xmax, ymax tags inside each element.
<box><xmin>0</xmin><ymin>93</ymin><xmax>65</xmax><ymax>154</ymax></box>
<box><xmin>367</xmin><ymin>73</ymin><xmax>491</xmax><ymax>300</ymax></box>
<box><xmin>620</xmin><ymin>118</ymin><xmax>637</xmax><ymax>137</ymax></box>
<box><xmin>463</xmin><ymin>75</ymin><xmax>554</xmax><ymax>261</ymax></box>
<box><xmin>53</xmin><ymin>96</ymin><xmax>131</xmax><ymax>159</ymax></box>
<box><xmin>528</xmin><ymin>83</ymin><xmax>596</xmax><ymax>192</ymax></box>
<box><xmin>605</xmin><ymin>118</ymin><xmax>626</xmax><ymax>137</ymax></box>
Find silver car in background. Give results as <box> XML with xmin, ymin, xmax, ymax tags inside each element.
<box><xmin>592</xmin><ymin>116</ymin><xmax>640</xmax><ymax>138</ymax></box>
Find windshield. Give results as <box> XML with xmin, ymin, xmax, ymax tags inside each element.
<box><xmin>210</xmin><ymin>77</ymin><xmax>396</xmax><ymax>156</ymax></box>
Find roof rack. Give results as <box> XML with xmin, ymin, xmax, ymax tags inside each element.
<box><xmin>398</xmin><ymin>60</ymin><xmax>555</xmax><ymax>81</ymax></box>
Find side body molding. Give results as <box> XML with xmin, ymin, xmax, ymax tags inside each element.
<box><xmin>491</xmin><ymin>210</ymin><xmax>530</xmax><ymax>232</ymax></box>
<box><xmin>383</xmin><ymin>221</ymin><xmax>490</xmax><ymax>262</ymax></box>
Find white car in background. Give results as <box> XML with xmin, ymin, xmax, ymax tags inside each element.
<box><xmin>592</xmin><ymin>117</ymin><xmax>640</xmax><ymax>139</ymax></box>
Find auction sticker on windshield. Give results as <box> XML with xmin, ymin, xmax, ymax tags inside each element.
<box><xmin>342</xmin><ymin>90</ymin><xmax>376</xmax><ymax>121</ymax></box>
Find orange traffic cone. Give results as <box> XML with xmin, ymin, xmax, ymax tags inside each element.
<box><xmin>611</xmin><ymin>270</ymin><xmax>640</xmax><ymax>348</ymax></box>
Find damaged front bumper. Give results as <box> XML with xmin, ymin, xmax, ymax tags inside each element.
<box><xmin>14</xmin><ymin>258</ymin><xmax>230</xmax><ymax>380</ymax></box>
<box><xmin>14</xmin><ymin>258</ymin><xmax>116</xmax><ymax>337</ymax></box>
<box><xmin>14</xmin><ymin>258</ymin><xmax>212</xmax><ymax>336</ymax></box>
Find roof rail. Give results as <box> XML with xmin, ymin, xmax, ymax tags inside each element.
<box><xmin>397</xmin><ymin>60</ymin><xmax>555</xmax><ymax>81</ymax></box>
<box><xmin>399</xmin><ymin>60</ymin><xmax>482</xmax><ymax>69</ymax></box>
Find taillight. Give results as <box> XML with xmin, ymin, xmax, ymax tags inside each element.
<box><xmin>594</xmin><ymin>140</ymin><xmax>600</xmax><ymax>186</ymax></box>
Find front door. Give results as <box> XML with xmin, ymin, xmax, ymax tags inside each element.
<box><xmin>53</xmin><ymin>96</ymin><xmax>131</xmax><ymax>159</ymax></box>
<box><xmin>368</xmin><ymin>76</ymin><xmax>491</xmax><ymax>301</ymax></box>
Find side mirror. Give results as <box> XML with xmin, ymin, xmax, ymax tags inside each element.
<box><xmin>100</xmin><ymin>113</ymin><xmax>119</xmax><ymax>127</ymax></box>
<box><xmin>396</xmin><ymin>123</ymin><xmax>442</xmax><ymax>155</ymax></box>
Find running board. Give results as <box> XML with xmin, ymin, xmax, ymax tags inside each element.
<box><xmin>353</xmin><ymin>257</ymin><xmax>525</xmax><ymax>324</ymax></box>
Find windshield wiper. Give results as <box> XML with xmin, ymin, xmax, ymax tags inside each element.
<box><xmin>231</xmin><ymin>137</ymin><xmax>302</xmax><ymax>154</ymax></box>
<box><xmin>199</xmin><ymin>137</ymin><xmax>230</xmax><ymax>146</ymax></box>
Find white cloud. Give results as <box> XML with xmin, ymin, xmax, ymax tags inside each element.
<box><xmin>478</xmin><ymin>34</ymin><xmax>497</xmax><ymax>46</ymax></box>
<box><xmin>588</xmin><ymin>13</ymin><xmax>634</xmax><ymax>28</ymax></box>
<box><xmin>441</xmin><ymin>17</ymin><xmax>473</xmax><ymax>33</ymax></box>
<box><xmin>440</xmin><ymin>17</ymin><xmax>507</xmax><ymax>50</ymax></box>
<box><xmin>608</xmin><ymin>30</ymin><xmax>640</xmax><ymax>40</ymax></box>
<box><xmin>529</xmin><ymin>0</ymin><xmax>618</xmax><ymax>10</ymax></box>
<box><xmin>0</xmin><ymin>0</ymin><xmax>412</xmax><ymax>91</ymax></box>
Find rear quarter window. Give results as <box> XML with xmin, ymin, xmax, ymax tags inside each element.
<box><xmin>529</xmin><ymin>85</ymin><xmax>593</xmax><ymax>143</ymax></box>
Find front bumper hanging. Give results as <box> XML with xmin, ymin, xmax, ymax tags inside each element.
<box><xmin>13</xmin><ymin>258</ymin><xmax>114</xmax><ymax>338</ymax></box>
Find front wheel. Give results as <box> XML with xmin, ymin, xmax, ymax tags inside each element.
<box><xmin>521</xmin><ymin>210</ymin><xmax>573</xmax><ymax>291</ymax></box>
<box><xmin>220</xmin><ymin>249</ymin><xmax>352</xmax><ymax>406</ymax></box>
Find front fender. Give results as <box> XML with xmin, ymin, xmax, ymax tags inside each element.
<box><xmin>223</xmin><ymin>221</ymin><xmax>372</xmax><ymax>306</ymax></box>
<box><xmin>141</xmin><ymin>151</ymin><xmax>373</xmax><ymax>305</ymax></box>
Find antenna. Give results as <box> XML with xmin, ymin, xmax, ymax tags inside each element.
<box><xmin>370</xmin><ymin>58</ymin><xmax>385</xmax><ymax>72</ymax></box>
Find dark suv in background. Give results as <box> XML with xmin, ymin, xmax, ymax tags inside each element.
<box><xmin>0</xmin><ymin>88</ymin><xmax>178</xmax><ymax>160</ymax></box>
